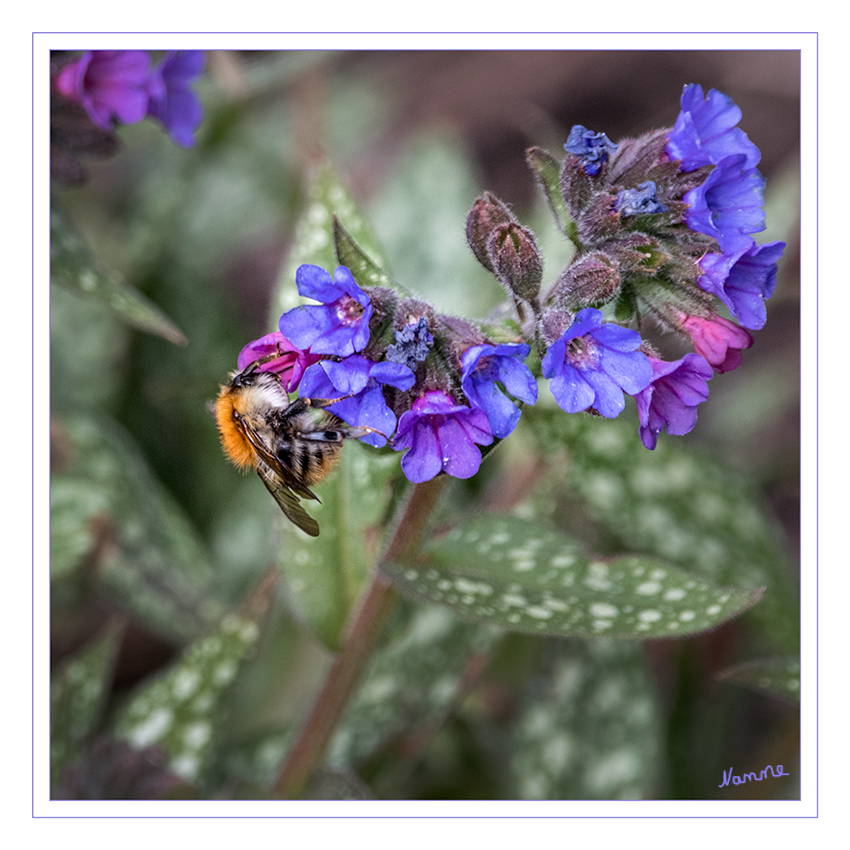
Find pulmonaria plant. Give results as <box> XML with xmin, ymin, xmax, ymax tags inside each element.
<box><xmin>232</xmin><ymin>83</ymin><xmax>785</xmax><ymax>484</ymax></box>
<box><xmin>53</xmin><ymin>50</ymin><xmax>205</xmax><ymax>148</ymax></box>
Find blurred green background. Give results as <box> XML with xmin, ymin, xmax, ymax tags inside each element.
<box><xmin>50</xmin><ymin>49</ymin><xmax>800</xmax><ymax>801</ymax></box>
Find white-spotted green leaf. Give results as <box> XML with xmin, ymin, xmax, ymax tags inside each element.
<box><xmin>717</xmin><ymin>656</ymin><xmax>800</xmax><ymax>702</ymax></box>
<box><xmin>51</xmin><ymin>203</ymin><xmax>186</xmax><ymax>345</ymax></box>
<box><xmin>384</xmin><ymin>514</ymin><xmax>762</xmax><ymax>639</ymax></box>
<box><xmin>276</xmin><ymin>159</ymin><xmax>393</xmax><ymax>316</ymax></box>
<box><xmin>277</xmin><ymin>441</ymin><xmax>401</xmax><ymax>651</ymax></box>
<box><xmin>51</xmin><ymin>413</ymin><xmax>222</xmax><ymax>642</ymax></box>
<box><xmin>113</xmin><ymin>613</ymin><xmax>262</xmax><ymax>785</ymax></box>
<box><xmin>510</xmin><ymin>638</ymin><xmax>661</xmax><ymax>799</ymax></box>
<box><xmin>50</xmin><ymin>624</ymin><xmax>123</xmax><ymax>786</ymax></box>
<box><xmin>327</xmin><ymin>605</ymin><xmax>499</xmax><ymax>768</ymax></box>
<box><xmin>521</xmin><ymin>409</ymin><xmax>799</xmax><ymax>652</ymax></box>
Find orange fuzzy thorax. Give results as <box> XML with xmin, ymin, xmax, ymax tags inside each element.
<box><xmin>215</xmin><ymin>385</ymin><xmax>255</xmax><ymax>470</ymax></box>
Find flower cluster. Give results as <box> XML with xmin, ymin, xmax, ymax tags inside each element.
<box><xmin>234</xmin><ymin>83</ymin><xmax>784</xmax><ymax>483</ymax></box>
<box><xmin>53</xmin><ymin>50</ymin><xmax>205</xmax><ymax>148</ymax></box>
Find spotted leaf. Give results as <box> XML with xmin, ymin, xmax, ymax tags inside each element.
<box><xmin>510</xmin><ymin>637</ymin><xmax>661</xmax><ymax>799</ymax></box>
<box><xmin>384</xmin><ymin>514</ymin><xmax>762</xmax><ymax>639</ymax></box>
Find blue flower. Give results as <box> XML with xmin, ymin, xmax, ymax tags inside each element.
<box><xmin>635</xmin><ymin>354</ymin><xmax>713</xmax><ymax>450</ymax></box>
<box><xmin>614</xmin><ymin>180</ymin><xmax>668</xmax><ymax>217</ymax></box>
<box><xmin>393</xmin><ymin>391</ymin><xmax>493</xmax><ymax>483</ymax></box>
<box><xmin>460</xmin><ymin>343</ymin><xmax>537</xmax><ymax>438</ymax></box>
<box><xmin>682</xmin><ymin>155</ymin><xmax>766</xmax><ymax>254</ymax></box>
<box><xmin>698</xmin><ymin>240</ymin><xmax>785</xmax><ymax>330</ymax></box>
<box><xmin>299</xmin><ymin>355</ymin><xmax>415</xmax><ymax>448</ymax></box>
<box><xmin>541</xmin><ymin>308</ymin><xmax>652</xmax><ymax>418</ymax></box>
<box><xmin>146</xmin><ymin>51</ymin><xmax>205</xmax><ymax>148</ymax></box>
<box><xmin>278</xmin><ymin>265</ymin><xmax>374</xmax><ymax>357</ymax></box>
<box><xmin>666</xmin><ymin>84</ymin><xmax>761</xmax><ymax>173</ymax></box>
<box><xmin>386</xmin><ymin>317</ymin><xmax>434</xmax><ymax>370</ymax></box>
<box><xmin>564</xmin><ymin>125</ymin><xmax>618</xmax><ymax>176</ymax></box>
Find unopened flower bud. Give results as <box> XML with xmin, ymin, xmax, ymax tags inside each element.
<box><xmin>550</xmin><ymin>252</ymin><xmax>620</xmax><ymax>308</ymax></box>
<box><xmin>487</xmin><ymin>221</ymin><xmax>543</xmax><ymax>303</ymax></box>
<box><xmin>465</xmin><ymin>192</ymin><xmax>515</xmax><ymax>274</ymax></box>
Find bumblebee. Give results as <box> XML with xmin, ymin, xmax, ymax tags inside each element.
<box><xmin>215</xmin><ymin>358</ymin><xmax>375</xmax><ymax>536</ymax></box>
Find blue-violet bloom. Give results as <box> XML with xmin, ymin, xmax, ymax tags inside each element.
<box><xmin>541</xmin><ymin>308</ymin><xmax>653</xmax><ymax>418</ymax></box>
<box><xmin>146</xmin><ymin>50</ymin><xmax>205</xmax><ymax>147</ymax></box>
<box><xmin>278</xmin><ymin>265</ymin><xmax>374</xmax><ymax>357</ymax></box>
<box><xmin>564</xmin><ymin>125</ymin><xmax>618</xmax><ymax>176</ymax></box>
<box><xmin>55</xmin><ymin>50</ymin><xmax>151</xmax><ymax>131</ymax></box>
<box><xmin>682</xmin><ymin>154</ymin><xmax>766</xmax><ymax>254</ymax></box>
<box><xmin>386</xmin><ymin>317</ymin><xmax>434</xmax><ymax>370</ymax></box>
<box><xmin>299</xmin><ymin>356</ymin><xmax>415</xmax><ymax>448</ymax></box>
<box><xmin>615</xmin><ymin>180</ymin><xmax>668</xmax><ymax>217</ymax></box>
<box><xmin>635</xmin><ymin>354</ymin><xmax>713</xmax><ymax>450</ymax></box>
<box><xmin>698</xmin><ymin>240</ymin><xmax>785</xmax><ymax>330</ymax></box>
<box><xmin>666</xmin><ymin>83</ymin><xmax>761</xmax><ymax>172</ymax></box>
<box><xmin>393</xmin><ymin>390</ymin><xmax>493</xmax><ymax>483</ymax></box>
<box><xmin>461</xmin><ymin>343</ymin><xmax>538</xmax><ymax>439</ymax></box>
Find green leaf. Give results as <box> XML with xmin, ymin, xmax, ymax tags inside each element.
<box><xmin>51</xmin><ymin>624</ymin><xmax>124</xmax><ymax>787</ymax></box>
<box><xmin>112</xmin><ymin>612</ymin><xmax>264</xmax><ymax>786</ymax></box>
<box><xmin>51</xmin><ymin>413</ymin><xmax>222</xmax><ymax>642</ymax></box>
<box><xmin>384</xmin><ymin>514</ymin><xmax>762</xmax><ymax>639</ymax></box>
<box><xmin>277</xmin><ymin>441</ymin><xmax>401</xmax><ymax>650</ymax></box>
<box><xmin>332</xmin><ymin>215</ymin><xmax>402</xmax><ymax>292</ymax></box>
<box><xmin>510</xmin><ymin>638</ymin><xmax>662</xmax><ymax>799</ymax></box>
<box><xmin>525</xmin><ymin>146</ymin><xmax>575</xmax><ymax>237</ymax></box>
<box><xmin>717</xmin><ymin>656</ymin><xmax>800</xmax><ymax>702</ymax></box>
<box><xmin>328</xmin><ymin>604</ymin><xmax>500</xmax><ymax>768</ymax></box>
<box><xmin>521</xmin><ymin>408</ymin><xmax>799</xmax><ymax>652</ymax></box>
<box><xmin>51</xmin><ymin>203</ymin><xmax>187</xmax><ymax>345</ymax></box>
<box><xmin>276</xmin><ymin>159</ymin><xmax>392</xmax><ymax>316</ymax></box>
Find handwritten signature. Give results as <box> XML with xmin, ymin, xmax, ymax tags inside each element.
<box><xmin>719</xmin><ymin>764</ymin><xmax>790</xmax><ymax>788</ymax></box>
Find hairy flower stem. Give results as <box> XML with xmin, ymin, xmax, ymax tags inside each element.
<box><xmin>273</xmin><ymin>475</ymin><xmax>448</xmax><ymax>799</ymax></box>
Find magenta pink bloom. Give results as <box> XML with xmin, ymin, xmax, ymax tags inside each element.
<box><xmin>393</xmin><ymin>390</ymin><xmax>493</xmax><ymax>483</ymax></box>
<box><xmin>236</xmin><ymin>332</ymin><xmax>321</xmax><ymax>392</ymax></box>
<box><xmin>679</xmin><ymin>312</ymin><xmax>753</xmax><ymax>374</ymax></box>
<box><xmin>55</xmin><ymin>51</ymin><xmax>152</xmax><ymax>131</ymax></box>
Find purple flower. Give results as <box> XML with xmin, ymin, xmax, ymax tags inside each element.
<box><xmin>698</xmin><ymin>240</ymin><xmax>785</xmax><ymax>330</ymax></box>
<box><xmin>55</xmin><ymin>51</ymin><xmax>152</xmax><ymax>131</ymax></box>
<box><xmin>146</xmin><ymin>51</ymin><xmax>205</xmax><ymax>148</ymax></box>
<box><xmin>393</xmin><ymin>391</ymin><xmax>493</xmax><ymax>483</ymax></box>
<box><xmin>236</xmin><ymin>331</ymin><xmax>320</xmax><ymax>392</ymax></box>
<box><xmin>666</xmin><ymin>84</ymin><xmax>761</xmax><ymax>173</ymax></box>
<box><xmin>461</xmin><ymin>343</ymin><xmax>538</xmax><ymax>439</ymax></box>
<box><xmin>635</xmin><ymin>354</ymin><xmax>713</xmax><ymax>450</ymax></box>
<box><xmin>564</xmin><ymin>125</ymin><xmax>618</xmax><ymax>176</ymax></box>
<box><xmin>299</xmin><ymin>356</ymin><xmax>415</xmax><ymax>448</ymax></box>
<box><xmin>541</xmin><ymin>308</ymin><xmax>653</xmax><ymax>418</ymax></box>
<box><xmin>615</xmin><ymin>181</ymin><xmax>668</xmax><ymax>217</ymax></box>
<box><xmin>278</xmin><ymin>265</ymin><xmax>374</xmax><ymax>357</ymax></box>
<box><xmin>682</xmin><ymin>155</ymin><xmax>766</xmax><ymax>254</ymax></box>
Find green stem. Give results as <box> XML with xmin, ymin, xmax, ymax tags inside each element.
<box><xmin>273</xmin><ymin>475</ymin><xmax>447</xmax><ymax>799</ymax></box>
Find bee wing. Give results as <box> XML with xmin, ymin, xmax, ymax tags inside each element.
<box><xmin>255</xmin><ymin>460</ymin><xmax>320</xmax><ymax>537</ymax></box>
<box><xmin>232</xmin><ymin>411</ymin><xmax>322</xmax><ymax>534</ymax></box>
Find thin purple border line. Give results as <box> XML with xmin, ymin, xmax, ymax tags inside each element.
<box><xmin>37</xmin><ymin>33</ymin><xmax>813</xmax><ymax>817</ymax></box>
